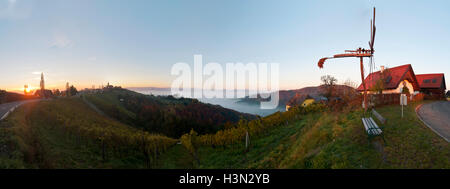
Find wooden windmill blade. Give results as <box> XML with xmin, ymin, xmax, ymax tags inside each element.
<box><xmin>369</xmin><ymin>7</ymin><xmax>376</xmax><ymax>52</ymax></box>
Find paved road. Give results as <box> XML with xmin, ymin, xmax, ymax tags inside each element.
<box><xmin>0</xmin><ymin>100</ymin><xmax>41</xmax><ymax>120</ymax></box>
<box><xmin>417</xmin><ymin>101</ymin><xmax>450</xmax><ymax>142</ymax></box>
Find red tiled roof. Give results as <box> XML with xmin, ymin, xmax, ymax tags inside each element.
<box><xmin>357</xmin><ymin>64</ymin><xmax>420</xmax><ymax>91</ymax></box>
<box><xmin>416</xmin><ymin>74</ymin><xmax>446</xmax><ymax>89</ymax></box>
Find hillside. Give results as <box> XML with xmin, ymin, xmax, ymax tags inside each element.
<box><xmin>83</xmin><ymin>88</ymin><xmax>257</xmax><ymax>138</ymax></box>
<box><xmin>0</xmin><ymin>92</ymin><xmax>447</xmax><ymax>169</ymax></box>
<box><xmin>0</xmin><ymin>90</ymin><xmax>37</xmax><ymax>104</ymax></box>
<box><xmin>0</xmin><ymin>98</ymin><xmax>176</xmax><ymax>168</ymax></box>
<box><xmin>159</xmin><ymin>101</ymin><xmax>449</xmax><ymax>169</ymax></box>
<box><xmin>238</xmin><ymin>85</ymin><xmax>355</xmax><ymax>107</ymax></box>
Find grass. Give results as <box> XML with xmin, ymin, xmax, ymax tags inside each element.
<box><xmin>0</xmin><ymin>97</ymin><xmax>447</xmax><ymax>169</ymax></box>
<box><xmin>155</xmin><ymin>144</ymin><xmax>195</xmax><ymax>169</ymax></box>
<box><xmin>374</xmin><ymin>101</ymin><xmax>449</xmax><ymax>168</ymax></box>
<box><xmin>160</xmin><ymin>101</ymin><xmax>449</xmax><ymax>169</ymax></box>
<box><xmin>0</xmin><ymin>98</ymin><xmax>170</xmax><ymax>168</ymax></box>
<box><xmin>84</xmin><ymin>92</ymin><xmax>137</xmax><ymax>124</ymax></box>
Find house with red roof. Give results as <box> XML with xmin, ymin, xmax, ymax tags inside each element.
<box><xmin>357</xmin><ymin>64</ymin><xmax>446</xmax><ymax>98</ymax></box>
<box><xmin>416</xmin><ymin>73</ymin><xmax>446</xmax><ymax>96</ymax></box>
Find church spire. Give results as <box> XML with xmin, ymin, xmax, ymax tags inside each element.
<box><xmin>40</xmin><ymin>72</ymin><xmax>45</xmax><ymax>97</ymax></box>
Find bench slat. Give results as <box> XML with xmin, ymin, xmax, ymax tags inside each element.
<box><xmin>367</xmin><ymin>119</ymin><xmax>377</xmax><ymax>135</ymax></box>
<box><xmin>369</xmin><ymin>117</ymin><xmax>382</xmax><ymax>134</ymax></box>
<box><xmin>362</xmin><ymin>118</ymin><xmax>369</xmax><ymax>132</ymax></box>
<box><xmin>362</xmin><ymin>117</ymin><xmax>382</xmax><ymax>136</ymax></box>
<box><xmin>372</xmin><ymin>109</ymin><xmax>386</xmax><ymax>124</ymax></box>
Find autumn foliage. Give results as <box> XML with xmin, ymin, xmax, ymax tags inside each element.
<box><xmin>86</xmin><ymin>88</ymin><xmax>256</xmax><ymax>138</ymax></box>
<box><xmin>181</xmin><ymin>103</ymin><xmax>327</xmax><ymax>150</ymax></box>
<box><xmin>8</xmin><ymin>98</ymin><xmax>177</xmax><ymax>167</ymax></box>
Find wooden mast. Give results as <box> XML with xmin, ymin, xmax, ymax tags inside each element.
<box><xmin>317</xmin><ymin>7</ymin><xmax>376</xmax><ymax>113</ymax></box>
<box><xmin>360</xmin><ymin>57</ymin><xmax>367</xmax><ymax>112</ymax></box>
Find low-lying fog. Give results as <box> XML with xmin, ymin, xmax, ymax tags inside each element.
<box><xmin>128</xmin><ymin>88</ymin><xmax>285</xmax><ymax>117</ymax></box>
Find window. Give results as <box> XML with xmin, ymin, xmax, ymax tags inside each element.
<box><xmin>432</xmin><ymin>79</ymin><xmax>437</xmax><ymax>83</ymax></box>
<box><xmin>384</xmin><ymin>76</ymin><xmax>392</xmax><ymax>84</ymax></box>
<box><xmin>424</xmin><ymin>79</ymin><xmax>430</xmax><ymax>83</ymax></box>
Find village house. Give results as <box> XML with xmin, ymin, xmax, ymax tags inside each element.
<box><xmin>357</xmin><ymin>64</ymin><xmax>446</xmax><ymax>98</ymax></box>
<box><xmin>285</xmin><ymin>94</ymin><xmax>328</xmax><ymax>111</ymax></box>
<box><xmin>415</xmin><ymin>73</ymin><xmax>446</xmax><ymax>96</ymax></box>
<box><xmin>285</xmin><ymin>64</ymin><xmax>445</xmax><ymax>111</ymax></box>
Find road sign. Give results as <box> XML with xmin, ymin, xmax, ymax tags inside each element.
<box><xmin>400</xmin><ymin>94</ymin><xmax>407</xmax><ymax>118</ymax></box>
<box><xmin>400</xmin><ymin>94</ymin><xmax>407</xmax><ymax>106</ymax></box>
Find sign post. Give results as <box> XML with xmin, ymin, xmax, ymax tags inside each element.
<box><xmin>400</xmin><ymin>94</ymin><xmax>407</xmax><ymax>118</ymax></box>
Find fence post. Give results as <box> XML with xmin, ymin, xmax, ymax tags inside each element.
<box><xmin>245</xmin><ymin>131</ymin><xmax>250</xmax><ymax>152</ymax></box>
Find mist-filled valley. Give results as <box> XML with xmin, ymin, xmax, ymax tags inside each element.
<box><xmin>128</xmin><ymin>87</ymin><xmax>286</xmax><ymax>116</ymax></box>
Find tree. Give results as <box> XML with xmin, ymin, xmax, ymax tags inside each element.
<box><xmin>320</xmin><ymin>75</ymin><xmax>337</xmax><ymax>98</ymax></box>
<box><xmin>370</xmin><ymin>68</ymin><xmax>391</xmax><ymax>94</ymax></box>
<box><xmin>52</xmin><ymin>89</ymin><xmax>61</xmax><ymax>96</ymax></box>
<box><xmin>343</xmin><ymin>79</ymin><xmax>358</xmax><ymax>89</ymax></box>
<box><xmin>340</xmin><ymin>79</ymin><xmax>359</xmax><ymax>103</ymax></box>
<box><xmin>371</xmin><ymin>78</ymin><xmax>385</xmax><ymax>94</ymax></box>
<box><xmin>69</xmin><ymin>85</ymin><xmax>78</xmax><ymax>96</ymax></box>
<box><xmin>401</xmin><ymin>85</ymin><xmax>410</xmax><ymax>95</ymax></box>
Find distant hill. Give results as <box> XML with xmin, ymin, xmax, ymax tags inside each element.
<box><xmin>84</xmin><ymin>88</ymin><xmax>257</xmax><ymax>138</ymax></box>
<box><xmin>238</xmin><ymin>85</ymin><xmax>355</xmax><ymax>107</ymax></box>
<box><xmin>0</xmin><ymin>90</ymin><xmax>38</xmax><ymax>104</ymax></box>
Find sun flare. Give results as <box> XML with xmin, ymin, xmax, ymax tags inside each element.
<box><xmin>22</xmin><ymin>85</ymin><xmax>38</xmax><ymax>95</ymax></box>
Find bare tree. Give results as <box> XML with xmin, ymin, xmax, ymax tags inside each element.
<box><xmin>321</xmin><ymin>75</ymin><xmax>337</xmax><ymax>98</ymax></box>
<box><xmin>343</xmin><ymin>79</ymin><xmax>358</xmax><ymax>89</ymax></box>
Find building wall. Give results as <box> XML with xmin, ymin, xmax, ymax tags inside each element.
<box><xmin>302</xmin><ymin>99</ymin><xmax>315</xmax><ymax>107</ymax></box>
<box><xmin>381</xmin><ymin>80</ymin><xmax>416</xmax><ymax>95</ymax></box>
<box><xmin>421</xmin><ymin>88</ymin><xmax>446</xmax><ymax>99</ymax></box>
<box><xmin>285</xmin><ymin>105</ymin><xmax>291</xmax><ymax>111</ymax></box>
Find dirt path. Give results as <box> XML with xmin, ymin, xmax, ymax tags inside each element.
<box><xmin>416</xmin><ymin>101</ymin><xmax>450</xmax><ymax>142</ymax></box>
<box><xmin>80</xmin><ymin>95</ymin><xmax>109</xmax><ymax>118</ymax></box>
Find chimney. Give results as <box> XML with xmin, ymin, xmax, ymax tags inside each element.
<box><xmin>380</xmin><ymin>66</ymin><xmax>385</xmax><ymax>73</ymax></box>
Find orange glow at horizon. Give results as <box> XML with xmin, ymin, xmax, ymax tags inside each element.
<box><xmin>19</xmin><ymin>85</ymin><xmax>38</xmax><ymax>95</ymax></box>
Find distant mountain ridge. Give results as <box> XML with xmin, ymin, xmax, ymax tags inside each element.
<box><xmin>238</xmin><ymin>85</ymin><xmax>355</xmax><ymax>107</ymax></box>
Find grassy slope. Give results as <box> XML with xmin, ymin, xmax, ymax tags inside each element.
<box><xmin>0</xmin><ymin>98</ymin><xmax>167</xmax><ymax>168</ymax></box>
<box><xmin>1</xmin><ymin>96</ymin><xmax>447</xmax><ymax>169</ymax></box>
<box><xmin>84</xmin><ymin>91</ymin><xmax>137</xmax><ymax>125</ymax></box>
<box><xmin>160</xmin><ymin>101</ymin><xmax>449</xmax><ymax>169</ymax></box>
<box><xmin>85</xmin><ymin>88</ymin><xmax>257</xmax><ymax>138</ymax></box>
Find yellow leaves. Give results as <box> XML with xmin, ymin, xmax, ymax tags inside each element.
<box><xmin>33</xmin><ymin>98</ymin><xmax>177</xmax><ymax>161</ymax></box>
<box><xmin>195</xmin><ymin>103</ymin><xmax>327</xmax><ymax>148</ymax></box>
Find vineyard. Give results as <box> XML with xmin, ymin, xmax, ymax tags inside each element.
<box><xmin>0</xmin><ymin>94</ymin><xmax>447</xmax><ymax>169</ymax></box>
<box><xmin>181</xmin><ymin>103</ymin><xmax>327</xmax><ymax>151</ymax></box>
<box><xmin>84</xmin><ymin>88</ymin><xmax>256</xmax><ymax>138</ymax></box>
<box><xmin>172</xmin><ymin>101</ymin><xmax>449</xmax><ymax>169</ymax></box>
<box><xmin>0</xmin><ymin>98</ymin><xmax>177</xmax><ymax>168</ymax></box>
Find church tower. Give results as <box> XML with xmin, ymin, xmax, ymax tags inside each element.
<box><xmin>40</xmin><ymin>73</ymin><xmax>45</xmax><ymax>97</ymax></box>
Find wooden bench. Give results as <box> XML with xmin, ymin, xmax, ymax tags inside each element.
<box><xmin>371</xmin><ymin>109</ymin><xmax>387</xmax><ymax>124</ymax></box>
<box><xmin>362</xmin><ymin>117</ymin><xmax>386</xmax><ymax>144</ymax></box>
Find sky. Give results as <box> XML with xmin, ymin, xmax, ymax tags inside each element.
<box><xmin>0</xmin><ymin>0</ymin><xmax>449</xmax><ymax>92</ymax></box>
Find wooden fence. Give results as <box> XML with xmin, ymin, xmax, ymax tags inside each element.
<box><xmin>369</xmin><ymin>93</ymin><xmax>403</xmax><ymax>106</ymax></box>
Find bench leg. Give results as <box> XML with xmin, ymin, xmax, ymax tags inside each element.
<box><xmin>367</xmin><ymin>134</ymin><xmax>387</xmax><ymax>147</ymax></box>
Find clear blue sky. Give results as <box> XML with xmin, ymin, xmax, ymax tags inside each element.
<box><xmin>0</xmin><ymin>0</ymin><xmax>449</xmax><ymax>91</ymax></box>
